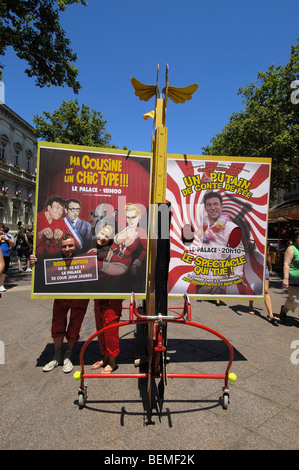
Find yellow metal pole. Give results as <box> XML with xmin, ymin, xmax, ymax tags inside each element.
<box><xmin>131</xmin><ymin>67</ymin><xmax>198</xmax><ymax>405</ymax></box>
<box><xmin>146</xmin><ymin>95</ymin><xmax>168</xmax><ymax>314</ymax></box>
<box><xmin>152</xmin><ymin>98</ymin><xmax>168</xmax><ymax>204</ymax></box>
<box><xmin>131</xmin><ymin>66</ymin><xmax>198</xmax><ymax>314</ymax></box>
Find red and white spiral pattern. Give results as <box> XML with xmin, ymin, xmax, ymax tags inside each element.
<box><xmin>166</xmin><ymin>158</ymin><xmax>271</xmax><ymax>297</ymax></box>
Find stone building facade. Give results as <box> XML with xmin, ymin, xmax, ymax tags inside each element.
<box><xmin>0</xmin><ymin>102</ymin><xmax>37</xmax><ymax>232</ymax></box>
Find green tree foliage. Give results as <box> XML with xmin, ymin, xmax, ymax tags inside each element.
<box><xmin>202</xmin><ymin>40</ymin><xmax>299</xmax><ymax>197</ymax></box>
<box><xmin>33</xmin><ymin>99</ymin><xmax>116</xmax><ymax>148</ymax></box>
<box><xmin>0</xmin><ymin>0</ymin><xmax>87</xmax><ymax>94</ymax></box>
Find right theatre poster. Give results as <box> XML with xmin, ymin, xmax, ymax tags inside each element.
<box><xmin>166</xmin><ymin>155</ymin><xmax>272</xmax><ymax>300</ymax></box>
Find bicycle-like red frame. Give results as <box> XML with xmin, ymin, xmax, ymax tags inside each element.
<box><xmin>75</xmin><ymin>294</ymin><xmax>235</xmax><ymax>409</ymax></box>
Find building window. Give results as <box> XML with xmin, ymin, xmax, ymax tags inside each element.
<box><xmin>12</xmin><ymin>207</ymin><xmax>18</xmax><ymax>224</ymax></box>
<box><xmin>13</xmin><ymin>142</ymin><xmax>22</xmax><ymax>168</ymax></box>
<box><xmin>14</xmin><ymin>150</ymin><xmax>20</xmax><ymax>167</ymax></box>
<box><xmin>0</xmin><ymin>142</ymin><xmax>5</xmax><ymax>160</ymax></box>
<box><xmin>26</xmin><ymin>157</ymin><xmax>31</xmax><ymax>173</ymax></box>
<box><xmin>25</xmin><ymin>150</ymin><xmax>33</xmax><ymax>173</ymax></box>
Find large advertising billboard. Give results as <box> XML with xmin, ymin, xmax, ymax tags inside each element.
<box><xmin>31</xmin><ymin>142</ymin><xmax>152</xmax><ymax>299</ymax></box>
<box><xmin>166</xmin><ymin>155</ymin><xmax>272</xmax><ymax>300</ymax></box>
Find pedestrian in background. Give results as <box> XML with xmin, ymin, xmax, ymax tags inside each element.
<box><xmin>280</xmin><ymin>230</ymin><xmax>299</xmax><ymax>320</ymax></box>
<box><xmin>249</xmin><ymin>243</ymin><xmax>280</xmax><ymax>325</ymax></box>
<box><xmin>0</xmin><ymin>223</ymin><xmax>14</xmax><ymax>292</ymax></box>
<box><xmin>15</xmin><ymin>225</ymin><xmax>32</xmax><ymax>272</ymax></box>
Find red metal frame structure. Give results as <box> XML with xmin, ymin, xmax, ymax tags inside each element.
<box><xmin>75</xmin><ymin>293</ymin><xmax>235</xmax><ymax>410</ymax></box>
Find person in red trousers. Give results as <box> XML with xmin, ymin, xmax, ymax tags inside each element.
<box><xmin>90</xmin><ymin>224</ymin><xmax>124</xmax><ymax>373</ymax></box>
<box><xmin>92</xmin><ymin>298</ymin><xmax>123</xmax><ymax>373</ymax></box>
<box><xmin>30</xmin><ymin>234</ymin><xmax>89</xmax><ymax>373</ymax></box>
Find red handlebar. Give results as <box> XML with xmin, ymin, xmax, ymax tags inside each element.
<box><xmin>128</xmin><ymin>293</ymin><xmax>191</xmax><ymax>321</ymax></box>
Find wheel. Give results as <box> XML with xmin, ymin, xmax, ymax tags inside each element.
<box><xmin>78</xmin><ymin>393</ymin><xmax>85</xmax><ymax>408</ymax></box>
<box><xmin>222</xmin><ymin>392</ymin><xmax>229</xmax><ymax>409</ymax></box>
<box><xmin>78</xmin><ymin>390</ymin><xmax>87</xmax><ymax>408</ymax></box>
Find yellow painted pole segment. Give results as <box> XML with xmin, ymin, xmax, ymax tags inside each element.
<box><xmin>130</xmin><ymin>67</ymin><xmax>198</xmax><ymax>313</ymax></box>
<box><xmin>146</xmin><ymin>97</ymin><xmax>168</xmax><ymax>313</ymax></box>
<box><xmin>152</xmin><ymin>98</ymin><xmax>168</xmax><ymax>204</ymax></box>
<box><xmin>153</xmin><ymin>127</ymin><xmax>168</xmax><ymax>204</ymax></box>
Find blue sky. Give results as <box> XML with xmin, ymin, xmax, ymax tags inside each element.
<box><xmin>1</xmin><ymin>0</ymin><xmax>298</xmax><ymax>155</ymax></box>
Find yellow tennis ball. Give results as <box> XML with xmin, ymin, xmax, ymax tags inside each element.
<box><xmin>228</xmin><ymin>372</ymin><xmax>237</xmax><ymax>382</ymax></box>
<box><xmin>73</xmin><ymin>371</ymin><xmax>82</xmax><ymax>381</ymax></box>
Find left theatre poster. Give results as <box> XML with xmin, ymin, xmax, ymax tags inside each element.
<box><xmin>31</xmin><ymin>142</ymin><xmax>152</xmax><ymax>299</ymax></box>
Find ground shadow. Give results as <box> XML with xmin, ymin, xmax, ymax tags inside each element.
<box><xmin>36</xmin><ymin>330</ymin><xmax>246</xmax><ymax>368</ymax></box>
<box><xmin>73</xmin><ymin>382</ymin><xmax>223</xmax><ymax>427</ymax></box>
<box><xmin>229</xmin><ymin>303</ymin><xmax>262</xmax><ymax>316</ymax></box>
<box><xmin>5</xmin><ymin>268</ymin><xmax>31</xmax><ymax>289</ymax></box>
<box><xmin>37</xmin><ymin>321</ymin><xmax>244</xmax><ymax>423</ymax></box>
<box><xmin>228</xmin><ymin>303</ymin><xmax>299</xmax><ymax>327</ymax></box>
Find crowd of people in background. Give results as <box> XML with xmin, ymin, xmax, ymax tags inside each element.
<box><xmin>0</xmin><ymin>221</ymin><xmax>35</xmax><ymax>292</ymax></box>
<box><xmin>0</xmin><ymin>221</ymin><xmax>34</xmax><ymax>292</ymax></box>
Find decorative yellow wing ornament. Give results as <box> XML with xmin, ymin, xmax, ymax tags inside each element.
<box><xmin>131</xmin><ymin>65</ymin><xmax>198</xmax><ymax>104</ymax></box>
<box><xmin>131</xmin><ymin>65</ymin><xmax>198</xmax><ymax>127</ymax></box>
<box><xmin>162</xmin><ymin>83</ymin><xmax>198</xmax><ymax>104</ymax></box>
<box><xmin>130</xmin><ymin>77</ymin><xmax>158</xmax><ymax>102</ymax></box>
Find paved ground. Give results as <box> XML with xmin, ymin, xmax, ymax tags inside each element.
<box><xmin>1</xmin><ymin>255</ymin><xmax>299</xmax><ymax>451</ymax></box>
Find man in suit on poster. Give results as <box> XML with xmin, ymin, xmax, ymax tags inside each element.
<box><xmin>64</xmin><ymin>198</ymin><xmax>92</xmax><ymax>255</ymax></box>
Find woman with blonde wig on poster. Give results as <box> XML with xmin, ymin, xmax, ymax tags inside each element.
<box><xmin>114</xmin><ymin>203</ymin><xmax>147</xmax><ymax>277</ymax></box>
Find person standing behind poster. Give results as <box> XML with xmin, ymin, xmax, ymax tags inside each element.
<box><xmin>87</xmin><ymin>220</ymin><xmax>146</xmax><ymax>372</ymax></box>
<box><xmin>30</xmin><ymin>234</ymin><xmax>89</xmax><ymax>373</ymax></box>
<box><xmin>36</xmin><ymin>195</ymin><xmax>66</xmax><ymax>258</ymax></box>
<box><xmin>64</xmin><ymin>198</ymin><xmax>92</xmax><ymax>254</ymax></box>
<box><xmin>93</xmin><ymin>225</ymin><xmax>123</xmax><ymax>373</ymax></box>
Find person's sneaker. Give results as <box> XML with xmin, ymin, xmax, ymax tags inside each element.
<box><xmin>63</xmin><ymin>357</ymin><xmax>73</xmax><ymax>373</ymax></box>
<box><xmin>25</xmin><ymin>268</ymin><xmax>32</xmax><ymax>272</ymax></box>
<box><xmin>42</xmin><ymin>351</ymin><xmax>63</xmax><ymax>372</ymax></box>
<box><xmin>43</xmin><ymin>359</ymin><xmax>59</xmax><ymax>372</ymax></box>
<box><xmin>0</xmin><ymin>285</ymin><xmax>6</xmax><ymax>292</ymax></box>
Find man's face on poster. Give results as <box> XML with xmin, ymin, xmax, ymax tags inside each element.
<box><xmin>61</xmin><ymin>237</ymin><xmax>76</xmax><ymax>258</ymax></box>
<box><xmin>205</xmin><ymin>197</ymin><xmax>222</xmax><ymax>223</ymax></box>
<box><xmin>66</xmin><ymin>201</ymin><xmax>81</xmax><ymax>221</ymax></box>
<box><xmin>47</xmin><ymin>201</ymin><xmax>64</xmax><ymax>220</ymax></box>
